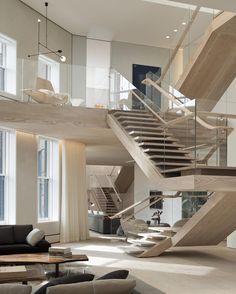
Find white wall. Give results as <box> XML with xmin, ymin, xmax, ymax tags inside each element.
<box><xmin>134</xmin><ymin>164</ymin><xmax>182</xmax><ymax>226</ymax></box>
<box><xmin>71</xmin><ymin>35</ymin><xmax>87</xmax><ymax>106</ymax></box>
<box><xmin>111</xmin><ymin>41</ymin><xmax>171</xmax><ymax>83</ymax></box>
<box><xmin>86</xmin><ymin>39</ymin><xmax>111</xmax><ymax>108</ymax></box>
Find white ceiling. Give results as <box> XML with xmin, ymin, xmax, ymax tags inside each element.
<box><xmin>20</xmin><ymin>0</ymin><xmax>220</xmax><ymax>49</ymax></box>
<box><xmin>170</xmin><ymin>0</ymin><xmax>236</xmax><ymax>13</ymax></box>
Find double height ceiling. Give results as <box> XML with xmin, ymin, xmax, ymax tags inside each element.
<box><xmin>20</xmin><ymin>0</ymin><xmax>227</xmax><ymax>49</ymax></box>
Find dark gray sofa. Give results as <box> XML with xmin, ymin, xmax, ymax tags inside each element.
<box><xmin>0</xmin><ymin>224</ymin><xmax>50</xmax><ymax>254</ymax></box>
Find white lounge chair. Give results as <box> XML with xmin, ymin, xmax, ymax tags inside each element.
<box><xmin>23</xmin><ymin>77</ymin><xmax>69</xmax><ymax>105</ymax></box>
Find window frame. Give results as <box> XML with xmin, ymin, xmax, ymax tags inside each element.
<box><xmin>0</xmin><ymin>128</ymin><xmax>16</xmax><ymax>224</ymax></box>
<box><xmin>37</xmin><ymin>136</ymin><xmax>59</xmax><ymax>223</ymax></box>
<box><xmin>0</xmin><ymin>33</ymin><xmax>17</xmax><ymax>97</ymax></box>
<box><xmin>38</xmin><ymin>55</ymin><xmax>60</xmax><ymax>93</ymax></box>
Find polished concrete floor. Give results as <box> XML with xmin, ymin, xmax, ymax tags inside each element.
<box><xmin>62</xmin><ymin>232</ymin><xmax>236</xmax><ymax>294</ymax></box>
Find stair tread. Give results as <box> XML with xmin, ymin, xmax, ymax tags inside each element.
<box><xmin>144</xmin><ymin>148</ymin><xmax>189</xmax><ymax>154</ymax></box>
<box><xmin>121</xmin><ymin>120</ymin><xmax>161</xmax><ymax>126</ymax></box>
<box><xmin>113</xmin><ymin>111</ymin><xmax>152</xmax><ymax>117</ymax></box>
<box><xmin>138</xmin><ymin>142</ymin><xmax>185</xmax><ymax>148</ymax></box>
<box><xmin>149</xmin><ymin>154</ymin><xmax>193</xmax><ymax>160</ymax></box>
<box><xmin>161</xmin><ymin>166</ymin><xmax>194</xmax><ymax>173</ymax></box>
<box><xmin>117</xmin><ymin>116</ymin><xmax>157</xmax><ymax>122</ymax></box>
<box><xmin>128</xmin><ymin>130</ymin><xmax>170</xmax><ymax>136</ymax></box>
<box><xmin>138</xmin><ymin>140</ymin><xmax>179</xmax><ymax>146</ymax></box>
<box><xmin>134</xmin><ymin>135</ymin><xmax>175</xmax><ymax>140</ymax></box>
<box><xmin>125</xmin><ymin>125</ymin><xmax>163</xmax><ymax>130</ymax></box>
<box><xmin>155</xmin><ymin>162</ymin><xmax>192</xmax><ymax>167</ymax></box>
<box><xmin>134</xmin><ymin>136</ymin><xmax>179</xmax><ymax>142</ymax></box>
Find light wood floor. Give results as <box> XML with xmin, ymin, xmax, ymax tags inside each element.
<box><xmin>58</xmin><ymin>231</ymin><xmax>236</xmax><ymax>294</ymax></box>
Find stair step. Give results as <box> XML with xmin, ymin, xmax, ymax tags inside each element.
<box><xmin>134</xmin><ymin>135</ymin><xmax>177</xmax><ymax>141</ymax></box>
<box><xmin>117</xmin><ymin>116</ymin><xmax>157</xmax><ymax>122</ymax></box>
<box><xmin>149</xmin><ymin>154</ymin><xmax>193</xmax><ymax>160</ymax></box>
<box><xmin>124</xmin><ymin>125</ymin><xmax>163</xmax><ymax>133</ymax></box>
<box><xmin>138</xmin><ymin>140</ymin><xmax>179</xmax><ymax>146</ymax></box>
<box><xmin>134</xmin><ymin>136</ymin><xmax>179</xmax><ymax>142</ymax></box>
<box><xmin>144</xmin><ymin>148</ymin><xmax>189</xmax><ymax>154</ymax></box>
<box><xmin>113</xmin><ymin>111</ymin><xmax>152</xmax><ymax>117</ymax></box>
<box><xmin>128</xmin><ymin>130</ymin><xmax>170</xmax><ymax>136</ymax></box>
<box><xmin>120</xmin><ymin>120</ymin><xmax>161</xmax><ymax>126</ymax></box>
<box><xmin>120</xmin><ymin>245</ymin><xmax>145</xmax><ymax>255</ymax></box>
<box><xmin>155</xmin><ymin>162</ymin><xmax>192</xmax><ymax>167</ymax></box>
<box><xmin>138</xmin><ymin>142</ymin><xmax>184</xmax><ymax>149</ymax></box>
<box><xmin>161</xmin><ymin>166</ymin><xmax>194</xmax><ymax>173</ymax></box>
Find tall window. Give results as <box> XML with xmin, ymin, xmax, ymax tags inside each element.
<box><xmin>38</xmin><ymin>55</ymin><xmax>59</xmax><ymax>92</ymax></box>
<box><xmin>0</xmin><ymin>129</ymin><xmax>16</xmax><ymax>224</ymax></box>
<box><xmin>0</xmin><ymin>33</ymin><xmax>16</xmax><ymax>95</ymax></box>
<box><xmin>0</xmin><ymin>131</ymin><xmax>6</xmax><ymax>221</ymax></box>
<box><xmin>38</xmin><ymin>137</ymin><xmax>59</xmax><ymax>222</ymax></box>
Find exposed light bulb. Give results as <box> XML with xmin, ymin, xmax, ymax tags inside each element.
<box><xmin>60</xmin><ymin>55</ymin><xmax>66</xmax><ymax>62</ymax></box>
<box><xmin>166</xmin><ymin>35</ymin><xmax>170</xmax><ymax>39</ymax></box>
<box><xmin>38</xmin><ymin>19</ymin><xmax>41</xmax><ymax>23</ymax></box>
<box><xmin>182</xmin><ymin>22</ymin><xmax>187</xmax><ymax>25</ymax></box>
<box><xmin>174</xmin><ymin>29</ymin><xmax>178</xmax><ymax>32</ymax></box>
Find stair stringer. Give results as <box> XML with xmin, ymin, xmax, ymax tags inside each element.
<box><xmin>172</xmin><ymin>191</ymin><xmax>236</xmax><ymax>246</ymax></box>
<box><xmin>138</xmin><ymin>191</ymin><xmax>236</xmax><ymax>257</ymax></box>
<box><xmin>107</xmin><ymin>114</ymin><xmax>164</xmax><ymax>183</ymax></box>
<box><xmin>176</xmin><ymin>12</ymin><xmax>236</xmax><ymax>111</ymax></box>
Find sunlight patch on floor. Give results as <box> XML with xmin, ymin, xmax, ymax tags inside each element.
<box><xmin>73</xmin><ymin>244</ymin><xmax>124</xmax><ymax>254</ymax></box>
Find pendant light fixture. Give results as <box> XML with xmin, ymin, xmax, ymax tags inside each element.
<box><xmin>28</xmin><ymin>2</ymin><xmax>66</xmax><ymax>62</ymax></box>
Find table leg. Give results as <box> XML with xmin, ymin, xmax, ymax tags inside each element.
<box><xmin>55</xmin><ymin>264</ymin><xmax>59</xmax><ymax>277</ymax></box>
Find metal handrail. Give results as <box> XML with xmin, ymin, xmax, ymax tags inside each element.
<box><xmin>91</xmin><ymin>175</ymin><xmax>108</xmax><ymax>202</ymax></box>
<box><xmin>105</xmin><ymin>175</ymin><xmax>122</xmax><ymax>203</ymax></box>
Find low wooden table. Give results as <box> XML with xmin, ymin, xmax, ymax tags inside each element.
<box><xmin>0</xmin><ymin>253</ymin><xmax>89</xmax><ymax>278</ymax></box>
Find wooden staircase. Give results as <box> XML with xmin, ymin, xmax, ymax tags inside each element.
<box><xmin>108</xmin><ymin>110</ymin><xmax>194</xmax><ymax>179</ymax></box>
<box><xmin>90</xmin><ymin>187</ymin><xmax>119</xmax><ymax>216</ymax></box>
<box><xmin>108</xmin><ymin>107</ymin><xmax>236</xmax><ymax>258</ymax></box>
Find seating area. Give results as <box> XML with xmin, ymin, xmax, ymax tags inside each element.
<box><xmin>0</xmin><ymin>225</ymin><xmax>50</xmax><ymax>255</ymax></box>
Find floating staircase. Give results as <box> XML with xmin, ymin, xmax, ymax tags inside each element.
<box><xmin>108</xmin><ymin>110</ymin><xmax>194</xmax><ymax>178</ymax></box>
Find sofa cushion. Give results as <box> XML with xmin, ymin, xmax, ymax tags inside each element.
<box><xmin>13</xmin><ymin>225</ymin><xmax>33</xmax><ymax>244</ymax></box>
<box><xmin>0</xmin><ymin>244</ymin><xmax>35</xmax><ymax>255</ymax></box>
<box><xmin>46</xmin><ymin>279</ymin><xmax>136</xmax><ymax>294</ymax></box>
<box><xmin>35</xmin><ymin>273</ymin><xmax>95</xmax><ymax>294</ymax></box>
<box><xmin>0</xmin><ymin>284</ymin><xmax>32</xmax><ymax>294</ymax></box>
<box><xmin>26</xmin><ymin>228</ymin><xmax>45</xmax><ymax>246</ymax></box>
<box><xmin>0</xmin><ymin>226</ymin><xmax>14</xmax><ymax>245</ymax></box>
<box><xmin>97</xmin><ymin>270</ymin><xmax>129</xmax><ymax>280</ymax></box>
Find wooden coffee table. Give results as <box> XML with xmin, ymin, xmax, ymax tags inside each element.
<box><xmin>0</xmin><ymin>253</ymin><xmax>89</xmax><ymax>278</ymax></box>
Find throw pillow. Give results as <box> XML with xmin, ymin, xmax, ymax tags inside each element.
<box><xmin>0</xmin><ymin>226</ymin><xmax>14</xmax><ymax>245</ymax></box>
<box><xmin>46</xmin><ymin>279</ymin><xmax>136</xmax><ymax>294</ymax></box>
<box><xmin>97</xmin><ymin>270</ymin><xmax>129</xmax><ymax>280</ymax></box>
<box><xmin>13</xmin><ymin>225</ymin><xmax>33</xmax><ymax>244</ymax></box>
<box><xmin>0</xmin><ymin>284</ymin><xmax>32</xmax><ymax>294</ymax></box>
<box><xmin>26</xmin><ymin>228</ymin><xmax>45</xmax><ymax>246</ymax></box>
<box><xmin>34</xmin><ymin>273</ymin><xmax>95</xmax><ymax>294</ymax></box>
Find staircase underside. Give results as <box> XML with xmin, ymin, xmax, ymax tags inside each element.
<box><xmin>176</xmin><ymin>12</ymin><xmax>236</xmax><ymax>111</ymax></box>
<box><xmin>139</xmin><ymin>191</ymin><xmax>236</xmax><ymax>257</ymax></box>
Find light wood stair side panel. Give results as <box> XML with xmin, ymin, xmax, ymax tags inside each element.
<box><xmin>176</xmin><ymin>12</ymin><xmax>236</xmax><ymax>90</ymax></box>
<box><xmin>115</xmin><ymin>166</ymin><xmax>134</xmax><ymax>193</ymax></box>
<box><xmin>176</xmin><ymin>12</ymin><xmax>236</xmax><ymax>111</ymax></box>
<box><xmin>107</xmin><ymin>114</ymin><xmax>164</xmax><ymax>182</ymax></box>
<box><xmin>172</xmin><ymin>191</ymin><xmax>236</xmax><ymax>246</ymax></box>
<box><xmin>138</xmin><ymin>237</ymin><xmax>172</xmax><ymax>258</ymax></box>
